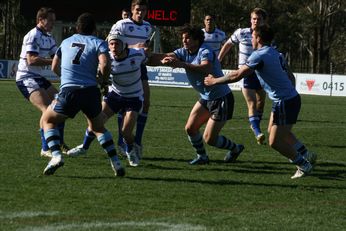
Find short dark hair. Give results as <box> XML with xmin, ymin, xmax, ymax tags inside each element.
<box><xmin>254</xmin><ymin>24</ymin><xmax>274</xmax><ymax>44</ymax></box>
<box><xmin>36</xmin><ymin>7</ymin><xmax>55</xmax><ymax>23</ymax></box>
<box><xmin>179</xmin><ymin>24</ymin><xmax>205</xmax><ymax>46</ymax></box>
<box><xmin>131</xmin><ymin>0</ymin><xmax>148</xmax><ymax>9</ymax></box>
<box><xmin>76</xmin><ymin>13</ymin><xmax>96</xmax><ymax>35</ymax></box>
<box><xmin>251</xmin><ymin>7</ymin><xmax>268</xmax><ymax>20</ymax></box>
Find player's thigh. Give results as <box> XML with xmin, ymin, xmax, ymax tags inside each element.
<box><xmin>242</xmin><ymin>88</ymin><xmax>257</xmax><ymax>105</ymax></box>
<box><xmin>45</xmin><ymin>85</ymin><xmax>59</xmax><ymax>101</ymax></box>
<box><xmin>256</xmin><ymin>88</ymin><xmax>266</xmax><ymax>104</ymax></box>
<box><xmin>29</xmin><ymin>89</ymin><xmax>53</xmax><ymax>112</ymax></box>
<box><xmin>41</xmin><ymin>106</ymin><xmax>68</xmax><ymax>130</ymax></box>
<box><xmin>185</xmin><ymin>101</ymin><xmax>209</xmax><ymax>133</ymax></box>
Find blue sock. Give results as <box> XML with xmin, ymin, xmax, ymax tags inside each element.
<box><xmin>97</xmin><ymin>130</ymin><xmax>117</xmax><ymax>158</ymax></box>
<box><xmin>135</xmin><ymin>112</ymin><xmax>148</xmax><ymax>146</ymax></box>
<box><xmin>188</xmin><ymin>133</ymin><xmax>206</xmax><ymax>156</ymax></box>
<box><xmin>249</xmin><ymin>116</ymin><xmax>262</xmax><ymax>136</ymax></box>
<box><xmin>44</xmin><ymin>129</ymin><xmax>61</xmax><ymax>157</ymax></box>
<box><xmin>82</xmin><ymin>128</ymin><xmax>96</xmax><ymax>150</ymax></box>
<box><xmin>117</xmin><ymin>113</ymin><xmax>124</xmax><ymax>146</ymax></box>
<box><xmin>40</xmin><ymin>128</ymin><xmax>49</xmax><ymax>151</ymax></box>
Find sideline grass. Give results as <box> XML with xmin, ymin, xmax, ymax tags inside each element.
<box><xmin>0</xmin><ymin>80</ymin><xmax>345</xmax><ymax>230</ymax></box>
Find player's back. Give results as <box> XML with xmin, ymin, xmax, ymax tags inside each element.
<box><xmin>250</xmin><ymin>46</ymin><xmax>297</xmax><ymax>101</ymax></box>
<box><xmin>109</xmin><ymin>18</ymin><xmax>152</xmax><ymax>46</ymax></box>
<box><xmin>58</xmin><ymin>34</ymin><xmax>108</xmax><ymax>88</ymax></box>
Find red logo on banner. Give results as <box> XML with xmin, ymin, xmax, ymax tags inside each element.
<box><xmin>306</xmin><ymin>80</ymin><xmax>315</xmax><ymax>91</ymax></box>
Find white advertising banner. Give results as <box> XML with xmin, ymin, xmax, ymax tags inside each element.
<box><xmin>295</xmin><ymin>73</ymin><xmax>346</xmax><ymax>97</ymax></box>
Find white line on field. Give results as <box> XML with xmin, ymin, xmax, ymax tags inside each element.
<box><xmin>17</xmin><ymin>221</ymin><xmax>207</xmax><ymax>231</ymax></box>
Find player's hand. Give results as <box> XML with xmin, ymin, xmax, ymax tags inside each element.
<box><xmin>204</xmin><ymin>74</ymin><xmax>217</xmax><ymax>86</ymax></box>
<box><xmin>161</xmin><ymin>56</ymin><xmax>175</xmax><ymax>65</ymax></box>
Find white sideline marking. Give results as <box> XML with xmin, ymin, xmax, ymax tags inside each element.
<box><xmin>17</xmin><ymin>221</ymin><xmax>207</xmax><ymax>231</ymax></box>
<box><xmin>0</xmin><ymin>211</ymin><xmax>59</xmax><ymax>219</ymax></box>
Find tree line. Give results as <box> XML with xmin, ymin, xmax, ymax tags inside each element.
<box><xmin>1</xmin><ymin>0</ymin><xmax>345</xmax><ymax>74</ymax></box>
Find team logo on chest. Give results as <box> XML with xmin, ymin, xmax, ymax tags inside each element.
<box><xmin>129</xmin><ymin>26</ymin><xmax>134</xmax><ymax>32</ymax></box>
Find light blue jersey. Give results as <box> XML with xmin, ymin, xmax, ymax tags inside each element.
<box><xmin>246</xmin><ymin>46</ymin><xmax>297</xmax><ymax>101</ymax></box>
<box><xmin>174</xmin><ymin>44</ymin><xmax>230</xmax><ymax>100</ymax></box>
<box><xmin>56</xmin><ymin>34</ymin><xmax>109</xmax><ymax>88</ymax></box>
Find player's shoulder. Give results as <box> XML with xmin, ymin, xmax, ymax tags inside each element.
<box><xmin>142</xmin><ymin>19</ymin><xmax>152</xmax><ymax>26</ymax></box>
<box><xmin>215</xmin><ymin>28</ymin><xmax>226</xmax><ymax>35</ymax></box>
<box><xmin>234</xmin><ymin>27</ymin><xmax>250</xmax><ymax>34</ymax></box>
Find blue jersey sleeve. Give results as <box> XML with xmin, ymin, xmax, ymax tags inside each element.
<box><xmin>246</xmin><ymin>51</ymin><xmax>263</xmax><ymax>70</ymax></box>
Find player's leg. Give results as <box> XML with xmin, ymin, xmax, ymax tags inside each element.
<box><xmin>83</xmin><ymin>87</ymin><xmax>125</xmax><ymax>176</ymax></box>
<box><xmin>186</xmin><ymin>101</ymin><xmax>210</xmax><ymax>165</ymax></box>
<box><xmin>255</xmin><ymin>88</ymin><xmax>266</xmax><ymax>121</ymax></box>
<box><xmin>41</xmin><ymin>107</ymin><xmax>68</xmax><ymax>175</ymax></box>
<box><xmin>270</xmin><ymin>95</ymin><xmax>315</xmax><ymax>179</ymax></box>
<box><xmin>45</xmin><ymin>84</ymin><xmax>69</xmax><ymax>153</ymax></box>
<box><xmin>67</xmin><ymin>99</ymin><xmax>114</xmax><ymax>157</ymax></box>
<box><xmin>117</xmin><ymin>111</ymin><xmax>126</xmax><ymax>154</ymax></box>
<box><xmin>242</xmin><ymin>75</ymin><xmax>265</xmax><ymax>144</ymax></box>
<box><xmin>203</xmin><ymin>93</ymin><xmax>244</xmax><ymax>162</ymax></box>
<box><xmin>122</xmin><ymin>110</ymin><xmax>140</xmax><ymax>166</ymax></box>
<box><xmin>135</xmin><ymin>64</ymin><xmax>150</xmax><ymax>150</ymax></box>
<box><xmin>29</xmin><ymin>89</ymin><xmax>53</xmax><ymax>157</ymax></box>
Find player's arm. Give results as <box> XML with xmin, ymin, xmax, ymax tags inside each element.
<box><xmin>172</xmin><ymin>58</ymin><xmax>212</xmax><ymax>74</ymax></box>
<box><xmin>51</xmin><ymin>54</ymin><xmax>61</xmax><ymax>77</ymax></box>
<box><xmin>97</xmin><ymin>52</ymin><xmax>111</xmax><ymax>82</ymax></box>
<box><xmin>26</xmin><ymin>52</ymin><xmax>53</xmax><ymax>66</ymax></box>
<box><xmin>204</xmin><ymin>65</ymin><xmax>253</xmax><ymax>86</ymax></box>
<box><xmin>218</xmin><ymin>41</ymin><xmax>233</xmax><ymax>62</ymax></box>
<box><xmin>146</xmin><ymin>52</ymin><xmax>175</xmax><ymax>66</ymax></box>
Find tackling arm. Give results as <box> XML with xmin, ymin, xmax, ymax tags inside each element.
<box><xmin>204</xmin><ymin>65</ymin><xmax>253</xmax><ymax>86</ymax></box>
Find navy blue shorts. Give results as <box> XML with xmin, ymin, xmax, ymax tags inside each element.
<box><xmin>16</xmin><ymin>77</ymin><xmax>52</xmax><ymax>99</ymax></box>
<box><xmin>272</xmin><ymin>94</ymin><xmax>301</xmax><ymax>125</ymax></box>
<box><xmin>199</xmin><ymin>92</ymin><xmax>234</xmax><ymax>121</ymax></box>
<box><xmin>104</xmin><ymin>91</ymin><xmax>143</xmax><ymax>114</ymax></box>
<box><xmin>52</xmin><ymin>86</ymin><xmax>102</xmax><ymax>119</ymax></box>
<box><xmin>243</xmin><ymin>72</ymin><xmax>262</xmax><ymax>90</ymax></box>
<box><xmin>140</xmin><ymin>63</ymin><xmax>148</xmax><ymax>81</ymax></box>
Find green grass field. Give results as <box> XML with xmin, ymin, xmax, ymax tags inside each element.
<box><xmin>0</xmin><ymin>80</ymin><xmax>345</xmax><ymax>230</ymax></box>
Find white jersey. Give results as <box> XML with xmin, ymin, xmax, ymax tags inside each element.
<box><xmin>226</xmin><ymin>27</ymin><xmax>253</xmax><ymax>67</ymax></box>
<box><xmin>16</xmin><ymin>27</ymin><xmax>57</xmax><ymax>81</ymax></box>
<box><xmin>109</xmin><ymin>18</ymin><xmax>152</xmax><ymax>46</ymax></box>
<box><xmin>202</xmin><ymin>28</ymin><xmax>226</xmax><ymax>56</ymax></box>
<box><xmin>109</xmin><ymin>48</ymin><xmax>147</xmax><ymax>98</ymax></box>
